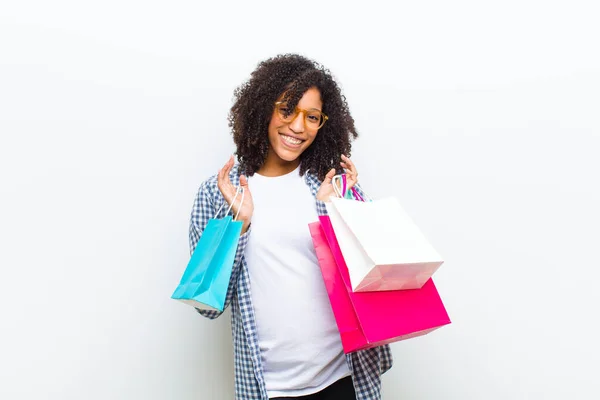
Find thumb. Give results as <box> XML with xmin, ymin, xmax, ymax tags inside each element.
<box><xmin>323</xmin><ymin>168</ymin><xmax>336</xmax><ymax>184</ymax></box>
<box><xmin>240</xmin><ymin>175</ymin><xmax>250</xmax><ymax>190</ymax></box>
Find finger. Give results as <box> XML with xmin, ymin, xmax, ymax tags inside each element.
<box><xmin>218</xmin><ymin>168</ymin><xmax>229</xmax><ymax>194</ymax></box>
<box><xmin>342</xmin><ymin>157</ymin><xmax>358</xmax><ymax>184</ymax></box>
<box><xmin>238</xmin><ymin>175</ymin><xmax>250</xmax><ymax>205</ymax></box>
<box><xmin>218</xmin><ymin>157</ymin><xmax>231</xmax><ymax>184</ymax></box>
<box><xmin>217</xmin><ymin>167</ymin><xmax>225</xmax><ymax>190</ymax></box>
<box><xmin>341</xmin><ymin>162</ymin><xmax>357</xmax><ymax>177</ymax></box>
<box><xmin>225</xmin><ymin>155</ymin><xmax>234</xmax><ymax>175</ymax></box>
<box><xmin>218</xmin><ymin>160</ymin><xmax>235</xmax><ymax>201</ymax></box>
<box><xmin>217</xmin><ymin>179</ymin><xmax>231</xmax><ymax>203</ymax></box>
<box><xmin>222</xmin><ymin>157</ymin><xmax>235</xmax><ymax>187</ymax></box>
<box><xmin>341</xmin><ymin>155</ymin><xmax>357</xmax><ymax>174</ymax></box>
<box><xmin>323</xmin><ymin>168</ymin><xmax>336</xmax><ymax>184</ymax></box>
<box><xmin>218</xmin><ymin>161</ymin><xmax>225</xmax><ymax>181</ymax></box>
<box><xmin>240</xmin><ymin>175</ymin><xmax>250</xmax><ymax>190</ymax></box>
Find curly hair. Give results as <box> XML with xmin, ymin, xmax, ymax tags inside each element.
<box><xmin>228</xmin><ymin>54</ymin><xmax>358</xmax><ymax>181</ymax></box>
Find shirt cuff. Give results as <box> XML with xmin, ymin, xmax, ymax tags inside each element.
<box><xmin>316</xmin><ymin>200</ymin><xmax>328</xmax><ymax>216</ymax></box>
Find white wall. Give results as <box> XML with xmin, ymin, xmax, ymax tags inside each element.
<box><xmin>1</xmin><ymin>1</ymin><xmax>599</xmax><ymax>399</ymax></box>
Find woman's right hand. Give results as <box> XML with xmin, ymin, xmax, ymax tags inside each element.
<box><xmin>217</xmin><ymin>155</ymin><xmax>253</xmax><ymax>234</ymax></box>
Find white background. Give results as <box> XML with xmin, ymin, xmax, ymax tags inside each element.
<box><xmin>1</xmin><ymin>1</ymin><xmax>599</xmax><ymax>399</ymax></box>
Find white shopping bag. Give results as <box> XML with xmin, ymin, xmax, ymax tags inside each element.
<box><xmin>326</xmin><ymin>196</ymin><xmax>444</xmax><ymax>292</ymax></box>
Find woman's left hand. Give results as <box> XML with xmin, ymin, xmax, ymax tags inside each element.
<box><xmin>316</xmin><ymin>155</ymin><xmax>359</xmax><ymax>202</ymax></box>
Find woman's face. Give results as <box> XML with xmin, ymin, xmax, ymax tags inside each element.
<box><xmin>266</xmin><ymin>87</ymin><xmax>323</xmax><ymax>164</ymax></box>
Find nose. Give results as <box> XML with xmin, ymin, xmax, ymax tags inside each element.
<box><xmin>288</xmin><ymin>111</ymin><xmax>305</xmax><ymax>134</ymax></box>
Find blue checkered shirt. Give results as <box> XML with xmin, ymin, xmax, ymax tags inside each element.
<box><xmin>189</xmin><ymin>164</ymin><xmax>393</xmax><ymax>400</ymax></box>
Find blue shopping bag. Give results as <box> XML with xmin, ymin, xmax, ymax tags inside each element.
<box><xmin>172</xmin><ymin>186</ymin><xmax>245</xmax><ymax>311</ymax></box>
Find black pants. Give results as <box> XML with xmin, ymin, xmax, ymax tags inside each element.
<box><xmin>270</xmin><ymin>376</ymin><xmax>356</xmax><ymax>400</ymax></box>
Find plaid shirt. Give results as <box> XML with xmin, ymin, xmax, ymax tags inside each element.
<box><xmin>189</xmin><ymin>164</ymin><xmax>393</xmax><ymax>400</ymax></box>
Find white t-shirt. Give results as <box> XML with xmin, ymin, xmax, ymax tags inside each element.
<box><xmin>245</xmin><ymin>166</ymin><xmax>350</xmax><ymax>398</ymax></box>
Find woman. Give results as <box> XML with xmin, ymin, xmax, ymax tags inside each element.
<box><xmin>189</xmin><ymin>54</ymin><xmax>393</xmax><ymax>400</ymax></box>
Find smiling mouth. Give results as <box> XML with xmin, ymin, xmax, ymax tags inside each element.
<box><xmin>280</xmin><ymin>134</ymin><xmax>304</xmax><ymax>146</ymax></box>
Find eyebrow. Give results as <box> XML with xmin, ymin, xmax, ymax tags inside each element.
<box><xmin>277</xmin><ymin>101</ymin><xmax>323</xmax><ymax>112</ymax></box>
<box><xmin>286</xmin><ymin>104</ymin><xmax>322</xmax><ymax>112</ymax></box>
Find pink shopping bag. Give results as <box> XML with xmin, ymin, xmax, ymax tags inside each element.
<box><xmin>309</xmin><ymin>216</ymin><xmax>451</xmax><ymax>353</ymax></box>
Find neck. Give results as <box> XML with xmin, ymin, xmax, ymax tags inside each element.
<box><xmin>257</xmin><ymin>150</ymin><xmax>300</xmax><ymax>177</ymax></box>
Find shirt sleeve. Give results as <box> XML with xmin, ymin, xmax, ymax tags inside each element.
<box><xmin>315</xmin><ymin>199</ymin><xmax>328</xmax><ymax>216</ymax></box>
<box><xmin>188</xmin><ymin>180</ymin><xmax>250</xmax><ymax>320</ymax></box>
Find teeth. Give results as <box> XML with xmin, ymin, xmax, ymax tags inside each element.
<box><xmin>282</xmin><ymin>135</ymin><xmax>302</xmax><ymax>145</ymax></box>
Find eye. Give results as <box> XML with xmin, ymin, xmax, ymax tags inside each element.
<box><xmin>307</xmin><ymin>113</ymin><xmax>321</xmax><ymax>123</ymax></box>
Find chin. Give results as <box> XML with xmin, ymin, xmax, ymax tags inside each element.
<box><xmin>275</xmin><ymin>147</ymin><xmax>304</xmax><ymax>162</ymax></box>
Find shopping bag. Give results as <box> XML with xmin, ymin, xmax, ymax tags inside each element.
<box><xmin>326</xmin><ymin>176</ymin><xmax>444</xmax><ymax>291</ymax></box>
<box><xmin>309</xmin><ymin>217</ymin><xmax>450</xmax><ymax>353</ymax></box>
<box><xmin>171</xmin><ymin>186</ymin><xmax>245</xmax><ymax>311</ymax></box>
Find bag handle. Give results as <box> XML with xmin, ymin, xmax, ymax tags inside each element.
<box><xmin>351</xmin><ymin>186</ymin><xmax>365</xmax><ymax>202</ymax></box>
<box><xmin>332</xmin><ymin>175</ymin><xmax>344</xmax><ymax>198</ymax></box>
<box><xmin>332</xmin><ymin>174</ymin><xmax>370</xmax><ymax>202</ymax></box>
<box><xmin>345</xmin><ymin>174</ymin><xmax>373</xmax><ymax>201</ymax></box>
<box><xmin>215</xmin><ymin>185</ymin><xmax>245</xmax><ymax>220</ymax></box>
<box><xmin>233</xmin><ymin>187</ymin><xmax>245</xmax><ymax>221</ymax></box>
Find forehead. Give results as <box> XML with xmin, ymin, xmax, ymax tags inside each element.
<box><xmin>282</xmin><ymin>87</ymin><xmax>322</xmax><ymax>110</ymax></box>
<box><xmin>298</xmin><ymin>88</ymin><xmax>322</xmax><ymax>108</ymax></box>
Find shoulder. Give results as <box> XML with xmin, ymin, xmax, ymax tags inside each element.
<box><xmin>304</xmin><ymin>170</ymin><xmax>322</xmax><ymax>188</ymax></box>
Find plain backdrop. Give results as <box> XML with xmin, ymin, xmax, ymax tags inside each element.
<box><xmin>1</xmin><ymin>1</ymin><xmax>599</xmax><ymax>399</ymax></box>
